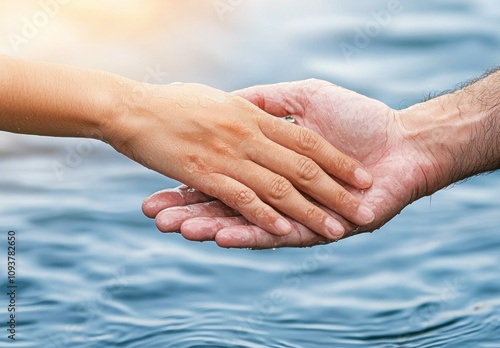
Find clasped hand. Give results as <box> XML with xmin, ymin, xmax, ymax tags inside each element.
<box><xmin>142</xmin><ymin>79</ymin><xmax>431</xmax><ymax>248</ymax></box>
<box><xmin>131</xmin><ymin>82</ymin><xmax>375</xmax><ymax>242</ymax></box>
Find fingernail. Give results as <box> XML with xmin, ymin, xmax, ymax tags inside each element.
<box><xmin>357</xmin><ymin>204</ymin><xmax>375</xmax><ymax>224</ymax></box>
<box><xmin>354</xmin><ymin>168</ymin><xmax>373</xmax><ymax>187</ymax></box>
<box><xmin>275</xmin><ymin>217</ymin><xmax>292</xmax><ymax>235</ymax></box>
<box><xmin>325</xmin><ymin>217</ymin><xmax>345</xmax><ymax>239</ymax></box>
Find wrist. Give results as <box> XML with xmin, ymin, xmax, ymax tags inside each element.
<box><xmin>99</xmin><ymin>78</ymin><xmax>159</xmax><ymax>158</ymax></box>
<box><xmin>399</xmin><ymin>98</ymin><xmax>458</xmax><ymax>197</ymax></box>
<box><xmin>80</xmin><ymin>72</ymin><xmax>128</xmax><ymax>142</ymax></box>
<box><xmin>399</xmin><ymin>84</ymin><xmax>499</xmax><ymax>197</ymax></box>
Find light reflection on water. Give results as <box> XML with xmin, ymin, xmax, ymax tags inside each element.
<box><xmin>1</xmin><ymin>1</ymin><xmax>500</xmax><ymax>347</ymax></box>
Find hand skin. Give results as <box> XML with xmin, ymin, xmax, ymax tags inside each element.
<box><xmin>0</xmin><ymin>55</ymin><xmax>376</xmax><ymax>239</ymax></box>
<box><xmin>143</xmin><ymin>69</ymin><xmax>500</xmax><ymax>249</ymax></box>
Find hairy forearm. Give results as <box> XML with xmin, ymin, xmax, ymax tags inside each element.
<box><xmin>0</xmin><ymin>55</ymin><xmax>129</xmax><ymax>140</ymax></box>
<box><xmin>447</xmin><ymin>68</ymin><xmax>500</xmax><ymax>174</ymax></box>
<box><xmin>401</xmin><ymin>68</ymin><xmax>500</xmax><ymax>196</ymax></box>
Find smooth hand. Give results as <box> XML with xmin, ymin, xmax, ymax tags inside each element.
<box><xmin>142</xmin><ymin>79</ymin><xmax>432</xmax><ymax>248</ymax></box>
<box><xmin>116</xmin><ymin>82</ymin><xmax>376</xmax><ymax>240</ymax></box>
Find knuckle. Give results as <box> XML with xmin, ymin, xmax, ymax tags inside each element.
<box><xmin>336</xmin><ymin>190</ymin><xmax>353</xmax><ymax>207</ymax></box>
<box><xmin>183</xmin><ymin>155</ymin><xmax>210</xmax><ymax>175</ymax></box>
<box><xmin>224</xmin><ymin>120</ymin><xmax>254</xmax><ymax>138</ymax></box>
<box><xmin>231</xmin><ymin>188</ymin><xmax>257</xmax><ymax>209</ymax></box>
<box><xmin>297</xmin><ymin>128</ymin><xmax>321</xmax><ymax>152</ymax></box>
<box><xmin>296</xmin><ymin>157</ymin><xmax>321</xmax><ymax>182</ymax></box>
<box><xmin>303</xmin><ymin>206</ymin><xmax>319</xmax><ymax>221</ymax></box>
<box><xmin>331</xmin><ymin>155</ymin><xmax>348</xmax><ymax>170</ymax></box>
<box><xmin>253</xmin><ymin>206</ymin><xmax>272</xmax><ymax>222</ymax></box>
<box><xmin>269</xmin><ymin>176</ymin><xmax>293</xmax><ymax>200</ymax></box>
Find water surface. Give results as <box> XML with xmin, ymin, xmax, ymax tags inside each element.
<box><xmin>0</xmin><ymin>1</ymin><xmax>499</xmax><ymax>347</ymax></box>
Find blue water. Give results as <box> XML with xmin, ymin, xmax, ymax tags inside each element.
<box><xmin>1</xmin><ymin>1</ymin><xmax>500</xmax><ymax>347</ymax></box>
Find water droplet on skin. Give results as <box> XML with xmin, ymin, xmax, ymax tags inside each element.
<box><xmin>186</xmin><ymin>187</ymin><xmax>196</xmax><ymax>193</ymax></box>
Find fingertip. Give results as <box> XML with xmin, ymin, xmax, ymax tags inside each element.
<box><xmin>354</xmin><ymin>168</ymin><xmax>373</xmax><ymax>188</ymax></box>
<box><xmin>275</xmin><ymin>217</ymin><xmax>292</xmax><ymax>236</ymax></box>
<box><xmin>180</xmin><ymin>218</ymin><xmax>218</xmax><ymax>241</ymax></box>
<box><xmin>357</xmin><ymin>204</ymin><xmax>376</xmax><ymax>225</ymax></box>
<box><xmin>215</xmin><ymin>228</ymin><xmax>253</xmax><ymax>248</ymax></box>
<box><xmin>155</xmin><ymin>208</ymin><xmax>189</xmax><ymax>233</ymax></box>
<box><xmin>142</xmin><ymin>196</ymin><xmax>157</xmax><ymax>218</ymax></box>
<box><xmin>142</xmin><ymin>190</ymin><xmax>180</xmax><ymax>218</ymax></box>
<box><xmin>325</xmin><ymin>217</ymin><xmax>345</xmax><ymax>240</ymax></box>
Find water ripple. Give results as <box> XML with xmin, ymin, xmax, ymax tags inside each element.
<box><xmin>1</xmin><ymin>1</ymin><xmax>499</xmax><ymax>347</ymax></box>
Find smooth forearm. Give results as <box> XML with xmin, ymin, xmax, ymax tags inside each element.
<box><xmin>0</xmin><ymin>55</ymin><xmax>127</xmax><ymax>140</ymax></box>
<box><xmin>401</xmin><ymin>69</ymin><xmax>500</xmax><ymax>196</ymax></box>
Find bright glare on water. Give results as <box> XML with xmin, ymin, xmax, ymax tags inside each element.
<box><xmin>0</xmin><ymin>1</ymin><xmax>499</xmax><ymax>347</ymax></box>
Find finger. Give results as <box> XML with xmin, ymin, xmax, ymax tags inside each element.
<box><xmin>142</xmin><ymin>185</ymin><xmax>214</xmax><ymax>218</ymax></box>
<box><xmin>176</xmin><ymin>204</ymin><xmax>363</xmax><ymax>248</ymax></box>
<box><xmin>214</xmin><ymin>216</ymin><xmax>365</xmax><ymax>249</ymax></box>
<box><xmin>230</xmin><ymin>161</ymin><xmax>346</xmax><ymax>240</ymax></box>
<box><xmin>245</xmin><ymin>136</ymin><xmax>374</xmax><ymax>226</ymax></box>
<box><xmin>215</xmin><ymin>221</ymin><xmax>330</xmax><ymax>249</ymax></box>
<box><xmin>198</xmin><ymin>173</ymin><xmax>293</xmax><ymax>236</ymax></box>
<box><xmin>232</xmin><ymin>80</ymin><xmax>331</xmax><ymax>116</ymax></box>
<box><xmin>257</xmin><ymin>115</ymin><xmax>373</xmax><ymax>190</ymax></box>
<box><xmin>235</xmin><ymin>82</ymin><xmax>373</xmax><ymax>190</ymax></box>
<box><xmin>155</xmin><ymin>201</ymin><xmax>238</xmax><ymax>233</ymax></box>
<box><xmin>180</xmin><ymin>216</ymin><xmax>248</xmax><ymax>241</ymax></box>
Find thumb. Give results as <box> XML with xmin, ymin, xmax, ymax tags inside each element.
<box><xmin>232</xmin><ymin>82</ymin><xmax>300</xmax><ymax>117</ymax></box>
<box><xmin>232</xmin><ymin>79</ymin><xmax>332</xmax><ymax>117</ymax></box>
